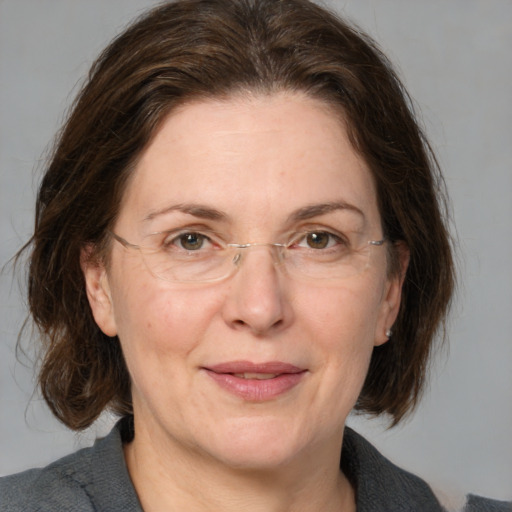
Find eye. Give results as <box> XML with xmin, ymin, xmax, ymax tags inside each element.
<box><xmin>291</xmin><ymin>231</ymin><xmax>342</xmax><ymax>250</ymax></box>
<box><xmin>164</xmin><ymin>232</ymin><xmax>212</xmax><ymax>251</ymax></box>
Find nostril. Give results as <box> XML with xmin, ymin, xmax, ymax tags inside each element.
<box><xmin>231</xmin><ymin>317</ymin><xmax>284</xmax><ymax>335</ymax></box>
<box><xmin>271</xmin><ymin>318</ymin><xmax>284</xmax><ymax>330</ymax></box>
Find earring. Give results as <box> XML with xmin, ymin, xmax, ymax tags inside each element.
<box><xmin>385</xmin><ymin>329</ymin><xmax>392</xmax><ymax>338</ymax></box>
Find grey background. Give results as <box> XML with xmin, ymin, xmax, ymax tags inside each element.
<box><xmin>1</xmin><ymin>0</ymin><xmax>511</xmax><ymax>503</ymax></box>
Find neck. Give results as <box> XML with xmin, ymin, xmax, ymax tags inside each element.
<box><xmin>124</xmin><ymin>417</ymin><xmax>356</xmax><ymax>512</ymax></box>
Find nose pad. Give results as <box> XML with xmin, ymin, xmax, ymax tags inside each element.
<box><xmin>231</xmin><ymin>243</ymin><xmax>285</xmax><ymax>274</ymax></box>
<box><xmin>232</xmin><ymin>251</ymin><xmax>242</xmax><ymax>266</ymax></box>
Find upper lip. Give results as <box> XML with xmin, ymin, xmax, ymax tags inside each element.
<box><xmin>204</xmin><ymin>361</ymin><xmax>304</xmax><ymax>374</ymax></box>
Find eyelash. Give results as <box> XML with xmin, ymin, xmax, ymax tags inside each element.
<box><xmin>161</xmin><ymin>231</ymin><xmax>217</xmax><ymax>250</ymax></box>
<box><xmin>292</xmin><ymin>231</ymin><xmax>347</xmax><ymax>250</ymax></box>
<box><xmin>158</xmin><ymin>228</ymin><xmax>349</xmax><ymax>252</ymax></box>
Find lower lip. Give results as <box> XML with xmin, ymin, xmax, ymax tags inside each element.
<box><xmin>204</xmin><ymin>370</ymin><xmax>306</xmax><ymax>401</ymax></box>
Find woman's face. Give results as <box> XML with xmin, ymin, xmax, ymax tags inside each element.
<box><xmin>84</xmin><ymin>92</ymin><xmax>404</xmax><ymax>470</ymax></box>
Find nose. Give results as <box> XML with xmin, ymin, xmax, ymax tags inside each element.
<box><xmin>221</xmin><ymin>246</ymin><xmax>292</xmax><ymax>336</ymax></box>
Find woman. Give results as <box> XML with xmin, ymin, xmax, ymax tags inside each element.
<box><xmin>1</xmin><ymin>0</ymin><xmax>509</xmax><ymax>510</ymax></box>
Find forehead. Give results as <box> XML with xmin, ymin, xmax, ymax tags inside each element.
<box><xmin>117</xmin><ymin>92</ymin><xmax>380</xmax><ymax>233</ymax></box>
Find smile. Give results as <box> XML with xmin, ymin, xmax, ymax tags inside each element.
<box><xmin>232</xmin><ymin>373</ymin><xmax>279</xmax><ymax>380</ymax></box>
<box><xmin>203</xmin><ymin>361</ymin><xmax>306</xmax><ymax>401</ymax></box>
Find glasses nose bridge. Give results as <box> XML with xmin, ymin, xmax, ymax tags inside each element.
<box><xmin>229</xmin><ymin>242</ymin><xmax>286</xmax><ymax>268</ymax></box>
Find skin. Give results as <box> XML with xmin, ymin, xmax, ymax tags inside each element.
<box><xmin>83</xmin><ymin>92</ymin><xmax>407</xmax><ymax>511</ymax></box>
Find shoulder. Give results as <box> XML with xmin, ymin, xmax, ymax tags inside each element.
<box><xmin>463</xmin><ymin>495</ymin><xmax>512</xmax><ymax>512</ymax></box>
<box><xmin>342</xmin><ymin>427</ymin><xmax>512</xmax><ymax>512</ymax></box>
<box><xmin>0</xmin><ymin>417</ymin><xmax>142</xmax><ymax>512</ymax></box>
<box><xmin>342</xmin><ymin>427</ymin><xmax>446</xmax><ymax>511</ymax></box>
<box><xmin>0</xmin><ymin>448</ymin><xmax>97</xmax><ymax>512</ymax></box>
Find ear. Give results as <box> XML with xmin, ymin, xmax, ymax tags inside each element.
<box><xmin>80</xmin><ymin>246</ymin><xmax>118</xmax><ymax>337</ymax></box>
<box><xmin>374</xmin><ymin>242</ymin><xmax>410</xmax><ymax>347</ymax></box>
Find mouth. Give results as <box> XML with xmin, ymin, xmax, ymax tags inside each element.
<box><xmin>232</xmin><ymin>373</ymin><xmax>279</xmax><ymax>380</ymax></box>
<box><xmin>202</xmin><ymin>361</ymin><xmax>306</xmax><ymax>401</ymax></box>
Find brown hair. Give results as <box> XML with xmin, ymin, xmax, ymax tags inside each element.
<box><xmin>22</xmin><ymin>0</ymin><xmax>454</xmax><ymax>429</ymax></box>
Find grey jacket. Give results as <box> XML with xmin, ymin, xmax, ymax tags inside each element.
<box><xmin>1</xmin><ymin>417</ymin><xmax>510</xmax><ymax>511</ymax></box>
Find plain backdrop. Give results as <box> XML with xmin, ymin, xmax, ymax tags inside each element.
<box><xmin>1</xmin><ymin>0</ymin><xmax>511</xmax><ymax>504</ymax></box>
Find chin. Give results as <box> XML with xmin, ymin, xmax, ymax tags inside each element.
<box><xmin>198</xmin><ymin>416</ymin><xmax>315</xmax><ymax>470</ymax></box>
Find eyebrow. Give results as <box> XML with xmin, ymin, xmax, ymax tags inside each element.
<box><xmin>143</xmin><ymin>203</ymin><xmax>228</xmax><ymax>222</ymax></box>
<box><xmin>143</xmin><ymin>200</ymin><xmax>365</xmax><ymax>224</ymax></box>
<box><xmin>288</xmin><ymin>201</ymin><xmax>365</xmax><ymax>222</ymax></box>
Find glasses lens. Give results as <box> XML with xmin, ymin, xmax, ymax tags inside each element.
<box><xmin>140</xmin><ymin>240</ymin><xmax>382</xmax><ymax>283</ymax></box>
<box><xmin>283</xmin><ymin>242</ymin><xmax>375</xmax><ymax>280</ymax></box>
<box><xmin>143</xmin><ymin>249</ymin><xmax>232</xmax><ymax>282</ymax></box>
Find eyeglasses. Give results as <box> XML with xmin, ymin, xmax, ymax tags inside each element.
<box><xmin>109</xmin><ymin>229</ymin><xmax>386</xmax><ymax>283</ymax></box>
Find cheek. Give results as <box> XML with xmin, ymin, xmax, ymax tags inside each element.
<box><xmin>111</xmin><ymin>283</ymin><xmax>226</xmax><ymax>410</ymax></box>
<box><xmin>295</xmin><ymin>280</ymin><xmax>384</xmax><ymax>346</ymax></box>
<box><xmin>112</xmin><ymin>275</ymin><xmax>225</xmax><ymax>359</ymax></box>
<box><xmin>290</xmin><ymin>283</ymin><xmax>384</xmax><ymax>427</ymax></box>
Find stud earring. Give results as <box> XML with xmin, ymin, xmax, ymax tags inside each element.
<box><xmin>385</xmin><ymin>329</ymin><xmax>392</xmax><ymax>338</ymax></box>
